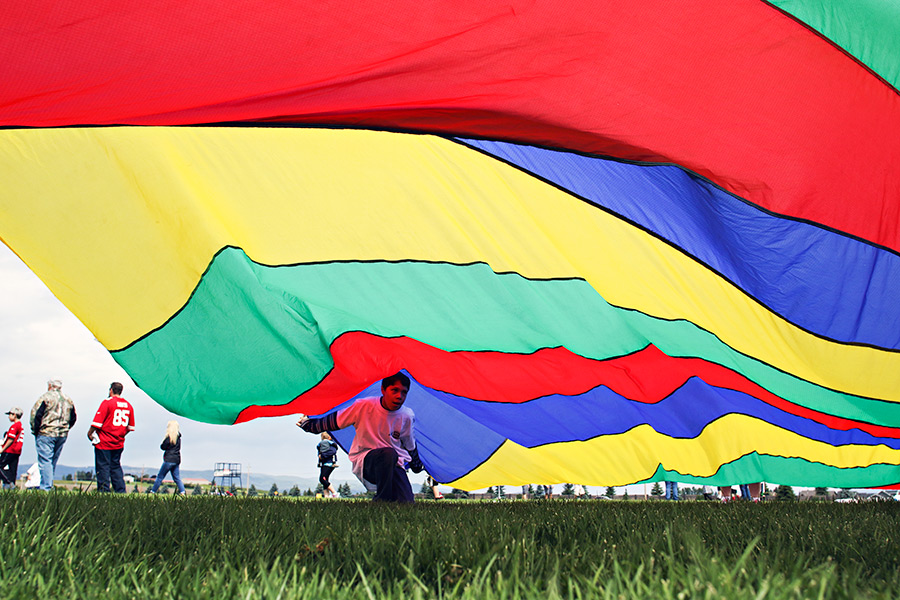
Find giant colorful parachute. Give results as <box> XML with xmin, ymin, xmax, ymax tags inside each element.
<box><xmin>1</xmin><ymin>1</ymin><xmax>899</xmax><ymax>490</ymax></box>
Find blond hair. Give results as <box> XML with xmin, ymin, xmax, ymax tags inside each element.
<box><xmin>166</xmin><ymin>420</ymin><xmax>180</xmax><ymax>445</ymax></box>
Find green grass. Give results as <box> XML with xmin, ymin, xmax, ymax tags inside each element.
<box><xmin>1</xmin><ymin>492</ymin><xmax>899</xmax><ymax>599</ymax></box>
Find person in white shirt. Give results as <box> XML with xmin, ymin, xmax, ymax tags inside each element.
<box><xmin>297</xmin><ymin>372</ymin><xmax>423</xmax><ymax>502</ymax></box>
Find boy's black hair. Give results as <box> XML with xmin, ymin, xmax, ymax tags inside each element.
<box><xmin>381</xmin><ymin>372</ymin><xmax>411</xmax><ymax>389</ymax></box>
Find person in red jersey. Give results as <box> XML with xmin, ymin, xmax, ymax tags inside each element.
<box><xmin>87</xmin><ymin>382</ymin><xmax>135</xmax><ymax>493</ymax></box>
<box><xmin>0</xmin><ymin>407</ymin><xmax>25</xmax><ymax>489</ymax></box>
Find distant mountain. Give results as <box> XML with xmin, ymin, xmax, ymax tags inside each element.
<box><xmin>47</xmin><ymin>464</ymin><xmax>366</xmax><ymax>494</ymax></box>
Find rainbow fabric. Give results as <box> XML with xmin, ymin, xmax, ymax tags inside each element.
<box><xmin>1</xmin><ymin>1</ymin><xmax>899</xmax><ymax>489</ymax></box>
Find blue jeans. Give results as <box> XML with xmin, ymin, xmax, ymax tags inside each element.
<box><xmin>150</xmin><ymin>462</ymin><xmax>185</xmax><ymax>494</ymax></box>
<box><xmin>94</xmin><ymin>447</ymin><xmax>125</xmax><ymax>493</ymax></box>
<box><xmin>665</xmin><ymin>481</ymin><xmax>679</xmax><ymax>500</ymax></box>
<box><xmin>35</xmin><ymin>435</ymin><xmax>67</xmax><ymax>490</ymax></box>
<box><xmin>363</xmin><ymin>447</ymin><xmax>414</xmax><ymax>503</ymax></box>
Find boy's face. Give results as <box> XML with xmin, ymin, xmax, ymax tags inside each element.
<box><xmin>7</xmin><ymin>413</ymin><xmax>14</xmax><ymax>422</ymax></box>
<box><xmin>381</xmin><ymin>382</ymin><xmax>409</xmax><ymax>411</ymax></box>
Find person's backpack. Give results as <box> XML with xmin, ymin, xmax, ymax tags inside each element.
<box><xmin>318</xmin><ymin>440</ymin><xmax>337</xmax><ymax>467</ymax></box>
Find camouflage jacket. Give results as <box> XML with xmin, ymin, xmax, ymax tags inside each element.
<box><xmin>30</xmin><ymin>390</ymin><xmax>77</xmax><ymax>437</ymax></box>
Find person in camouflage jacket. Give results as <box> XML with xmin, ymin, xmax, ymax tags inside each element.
<box><xmin>30</xmin><ymin>379</ymin><xmax>76</xmax><ymax>490</ymax></box>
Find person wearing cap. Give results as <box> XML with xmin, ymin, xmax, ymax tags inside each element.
<box><xmin>30</xmin><ymin>378</ymin><xmax>77</xmax><ymax>491</ymax></box>
<box><xmin>0</xmin><ymin>407</ymin><xmax>25</xmax><ymax>489</ymax></box>
<box><xmin>296</xmin><ymin>372</ymin><xmax>424</xmax><ymax>503</ymax></box>
<box><xmin>87</xmin><ymin>382</ymin><xmax>135</xmax><ymax>493</ymax></box>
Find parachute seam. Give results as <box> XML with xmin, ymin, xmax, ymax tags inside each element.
<box><xmin>6</xmin><ymin>121</ymin><xmax>899</xmax><ymax>263</ymax></box>
<box><xmin>113</xmin><ymin>250</ymin><xmax>900</xmax><ymax>408</ymax></box>
<box><xmin>518</xmin><ymin>413</ymin><xmax>899</xmax><ymax>450</ymax></box>
<box><xmin>756</xmin><ymin>0</ymin><xmax>900</xmax><ymax>97</ymax></box>
<box><xmin>449</xmin><ymin>136</ymin><xmax>900</xmax><ymax>354</ymax></box>
<box><xmin>420</xmin><ymin>370</ymin><xmax>897</xmax><ymax>436</ymax></box>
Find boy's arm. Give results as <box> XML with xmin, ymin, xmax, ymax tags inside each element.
<box><xmin>296</xmin><ymin>412</ymin><xmax>339</xmax><ymax>434</ymax></box>
<box><xmin>125</xmin><ymin>406</ymin><xmax>135</xmax><ymax>436</ymax></box>
<box><xmin>407</xmin><ymin>446</ymin><xmax>423</xmax><ymax>473</ymax></box>
<box><xmin>401</xmin><ymin>417</ymin><xmax>422</xmax><ymax>472</ymax></box>
<box><xmin>88</xmin><ymin>402</ymin><xmax>105</xmax><ymax>441</ymax></box>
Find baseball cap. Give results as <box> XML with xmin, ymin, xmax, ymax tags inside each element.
<box><xmin>5</xmin><ymin>407</ymin><xmax>23</xmax><ymax>417</ymax></box>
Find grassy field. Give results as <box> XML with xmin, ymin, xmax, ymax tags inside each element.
<box><xmin>1</xmin><ymin>492</ymin><xmax>898</xmax><ymax>599</ymax></box>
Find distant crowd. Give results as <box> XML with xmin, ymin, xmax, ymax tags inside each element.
<box><xmin>1</xmin><ymin>378</ymin><xmax>184</xmax><ymax>494</ymax></box>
